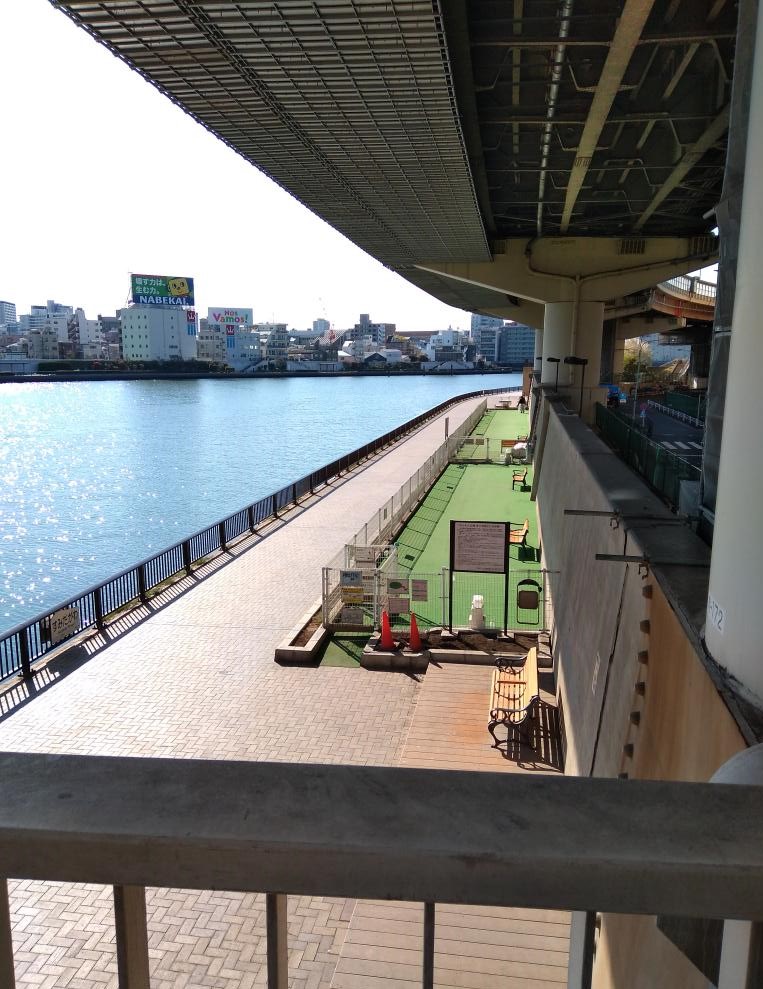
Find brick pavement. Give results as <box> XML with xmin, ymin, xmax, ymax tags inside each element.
<box><xmin>1</xmin><ymin>397</ymin><xmax>488</xmax><ymax>989</ymax></box>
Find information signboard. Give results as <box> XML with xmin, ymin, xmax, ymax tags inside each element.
<box><xmin>451</xmin><ymin>521</ymin><xmax>508</xmax><ymax>574</ymax></box>
<box><xmin>449</xmin><ymin>520</ymin><xmax>511</xmax><ymax>634</ymax></box>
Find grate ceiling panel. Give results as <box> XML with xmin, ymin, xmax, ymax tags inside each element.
<box><xmin>54</xmin><ymin>0</ymin><xmax>491</xmax><ymax>269</ymax></box>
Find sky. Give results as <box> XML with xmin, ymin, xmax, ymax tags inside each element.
<box><xmin>0</xmin><ymin>1</ymin><xmax>474</xmax><ymax>333</ymax></box>
<box><xmin>1</xmin><ymin>3</ymin><xmax>717</xmax><ymax>333</ymax></box>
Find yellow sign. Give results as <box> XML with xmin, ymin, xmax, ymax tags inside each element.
<box><xmin>341</xmin><ymin>586</ymin><xmax>364</xmax><ymax>604</ymax></box>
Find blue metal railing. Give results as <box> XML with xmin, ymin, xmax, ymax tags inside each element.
<box><xmin>0</xmin><ymin>386</ymin><xmax>517</xmax><ymax>684</ymax></box>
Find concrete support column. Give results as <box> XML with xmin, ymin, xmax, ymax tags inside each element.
<box><xmin>575</xmin><ymin>301</ymin><xmax>606</xmax><ymax>419</ymax></box>
<box><xmin>705</xmin><ymin>5</ymin><xmax>763</xmax><ymax>705</ymax></box>
<box><xmin>541</xmin><ymin>302</ymin><xmax>573</xmax><ymax>384</ymax></box>
<box><xmin>612</xmin><ymin>324</ymin><xmax>629</xmax><ymax>378</ymax></box>
<box><xmin>534</xmin><ymin>327</ymin><xmax>544</xmax><ymax>376</ymax></box>
<box><xmin>541</xmin><ymin>301</ymin><xmax>605</xmax><ymax>418</ymax></box>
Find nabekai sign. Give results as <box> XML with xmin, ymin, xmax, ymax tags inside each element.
<box><xmin>131</xmin><ymin>274</ymin><xmax>195</xmax><ymax>306</ymax></box>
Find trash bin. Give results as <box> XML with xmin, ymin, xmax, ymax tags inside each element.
<box><xmin>469</xmin><ymin>594</ymin><xmax>485</xmax><ymax>629</ymax></box>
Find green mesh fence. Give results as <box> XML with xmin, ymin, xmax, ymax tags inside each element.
<box><xmin>664</xmin><ymin>391</ymin><xmax>706</xmax><ymax>421</ymax></box>
<box><xmin>595</xmin><ymin>404</ymin><xmax>700</xmax><ymax>509</ymax></box>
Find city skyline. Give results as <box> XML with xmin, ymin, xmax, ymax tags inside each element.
<box><xmin>0</xmin><ymin>1</ymin><xmax>474</xmax><ymax>333</ymax></box>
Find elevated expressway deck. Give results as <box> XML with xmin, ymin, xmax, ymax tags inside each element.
<box><xmin>52</xmin><ymin>0</ymin><xmax>733</xmax><ymax>323</ymax></box>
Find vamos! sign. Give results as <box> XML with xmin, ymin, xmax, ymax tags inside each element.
<box><xmin>207</xmin><ymin>307</ymin><xmax>253</xmax><ymax>331</ymax></box>
<box><xmin>131</xmin><ymin>274</ymin><xmax>195</xmax><ymax>306</ymax></box>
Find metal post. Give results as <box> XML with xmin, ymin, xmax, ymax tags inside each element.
<box><xmin>248</xmin><ymin>504</ymin><xmax>256</xmax><ymax>533</ymax></box>
<box><xmin>0</xmin><ymin>879</ymin><xmax>16</xmax><ymax>989</ymax></box>
<box><xmin>94</xmin><ymin>587</ymin><xmax>105</xmax><ymax>631</ymax></box>
<box><xmin>219</xmin><ymin>521</ymin><xmax>227</xmax><ymax>553</ymax></box>
<box><xmin>182</xmin><ymin>540</ymin><xmax>192</xmax><ymax>576</ymax></box>
<box><xmin>137</xmin><ymin>564</ymin><xmax>147</xmax><ymax>604</ymax></box>
<box><xmin>266</xmin><ymin>893</ymin><xmax>288</xmax><ymax>989</ymax></box>
<box><xmin>18</xmin><ymin>630</ymin><xmax>31</xmax><ymax>681</ymax></box>
<box><xmin>114</xmin><ymin>885</ymin><xmax>150</xmax><ymax>989</ymax></box>
<box><xmin>423</xmin><ymin>902</ymin><xmax>435</xmax><ymax>989</ymax></box>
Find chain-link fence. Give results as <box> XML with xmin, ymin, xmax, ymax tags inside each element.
<box><xmin>450</xmin><ymin>436</ymin><xmax>530</xmax><ymax>465</ymax></box>
<box><xmin>324</xmin><ymin>399</ymin><xmax>488</xmax><ymax>571</ymax></box>
<box><xmin>595</xmin><ymin>403</ymin><xmax>700</xmax><ymax>509</ymax></box>
<box><xmin>323</xmin><ymin>566</ymin><xmax>551</xmax><ymax>633</ymax></box>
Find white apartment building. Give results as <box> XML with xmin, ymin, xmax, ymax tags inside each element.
<box><xmin>0</xmin><ymin>301</ymin><xmax>17</xmax><ymax>326</ymax></box>
<box><xmin>18</xmin><ymin>301</ymin><xmax>72</xmax><ymax>333</ymax></box>
<box><xmin>25</xmin><ymin>327</ymin><xmax>60</xmax><ymax>360</ymax></box>
<box><xmin>424</xmin><ymin>328</ymin><xmax>469</xmax><ymax>361</ymax></box>
<box><xmin>254</xmin><ymin>322</ymin><xmax>289</xmax><ymax>363</ymax></box>
<box><xmin>69</xmin><ymin>308</ymin><xmax>104</xmax><ymax>358</ymax></box>
<box><xmin>121</xmin><ymin>306</ymin><xmax>198</xmax><ymax>361</ymax></box>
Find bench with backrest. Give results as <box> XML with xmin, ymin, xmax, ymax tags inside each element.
<box><xmin>488</xmin><ymin>647</ymin><xmax>539</xmax><ymax>750</ymax></box>
<box><xmin>512</xmin><ymin>468</ymin><xmax>527</xmax><ymax>490</ymax></box>
<box><xmin>508</xmin><ymin>518</ymin><xmax>530</xmax><ymax>558</ymax></box>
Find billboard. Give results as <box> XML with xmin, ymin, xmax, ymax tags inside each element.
<box><xmin>131</xmin><ymin>274</ymin><xmax>195</xmax><ymax>306</ymax></box>
<box><xmin>207</xmin><ymin>307</ymin><xmax>253</xmax><ymax>330</ymax></box>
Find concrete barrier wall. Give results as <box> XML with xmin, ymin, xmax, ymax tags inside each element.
<box><xmin>535</xmin><ymin>398</ymin><xmax>748</xmax><ymax>989</ymax></box>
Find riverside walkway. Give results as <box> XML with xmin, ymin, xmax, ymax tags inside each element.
<box><xmin>1</xmin><ymin>393</ymin><xmax>566</xmax><ymax>989</ymax></box>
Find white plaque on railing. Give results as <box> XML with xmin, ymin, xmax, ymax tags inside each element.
<box><xmin>48</xmin><ymin>606</ymin><xmax>80</xmax><ymax>645</ymax></box>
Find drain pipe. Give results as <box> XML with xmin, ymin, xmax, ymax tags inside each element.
<box><xmin>538</xmin><ymin>0</ymin><xmax>574</xmax><ymax>235</ymax></box>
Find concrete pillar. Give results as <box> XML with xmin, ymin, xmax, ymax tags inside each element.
<box><xmin>534</xmin><ymin>327</ymin><xmax>544</xmax><ymax>376</ymax></box>
<box><xmin>612</xmin><ymin>324</ymin><xmax>629</xmax><ymax>378</ymax></box>
<box><xmin>541</xmin><ymin>302</ymin><xmax>573</xmax><ymax>385</ymax></box>
<box><xmin>541</xmin><ymin>301</ymin><xmax>605</xmax><ymax>419</ymax></box>
<box><xmin>705</xmin><ymin>5</ymin><xmax>763</xmax><ymax>705</ymax></box>
<box><xmin>575</xmin><ymin>301</ymin><xmax>606</xmax><ymax>419</ymax></box>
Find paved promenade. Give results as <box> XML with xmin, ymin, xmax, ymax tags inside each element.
<box><xmin>2</xmin><ymin>397</ymin><xmax>486</xmax><ymax>989</ymax></box>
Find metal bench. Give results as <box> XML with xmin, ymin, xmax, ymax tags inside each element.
<box><xmin>488</xmin><ymin>648</ymin><xmax>539</xmax><ymax>751</ymax></box>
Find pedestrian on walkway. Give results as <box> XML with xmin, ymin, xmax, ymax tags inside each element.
<box><xmin>517</xmin><ymin>394</ymin><xmax>527</xmax><ymax>413</ymax></box>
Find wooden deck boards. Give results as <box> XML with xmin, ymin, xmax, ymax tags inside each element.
<box><xmin>332</xmin><ymin>663</ymin><xmax>569</xmax><ymax>989</ymax></box>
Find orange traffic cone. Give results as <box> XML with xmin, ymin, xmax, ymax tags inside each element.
<box><xmin>379</xmin><ymin>611</ymin><xmax>396</xmax><ymax>650</ymax></box>
<box><xmin>409</xmin><ymin>613</ymin><xmax>422</xmax><ymax>652</ymax></box>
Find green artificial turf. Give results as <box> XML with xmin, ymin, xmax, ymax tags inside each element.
<box><xmin>394</xmin><ymin>451</ymin><xmax>542</xmax><ymax>629</ymax></box>
<box><xmin>318</xmin><ymin>632</ymin><xmax>370</xmax><ymax>667</ymax></box>
<box><xmin>477</xmin><ymin>409</ymin><xmax>529</xmax><ymax>440</ymax></box>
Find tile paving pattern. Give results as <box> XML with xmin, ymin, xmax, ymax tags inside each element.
<box><xmin>3</xmin><ymin>395</ymin><xmax>563</xmax><ymax>989</ymax></box>
<box><xmin>2</xmin><ymin>398</ymin><xmax>485</xmax><ymax>989</ymax></box>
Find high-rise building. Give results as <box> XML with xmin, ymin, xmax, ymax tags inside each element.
<box><xmin>470</xmin><ymin>313</ymin><xmax>504</xmax><ymax>362</ymax></box>
<box><xmin>0</xmin><ymin>301</ymin><xmax>17</xmax><ymax>326</ymax></box>
<box><xmin>498</xmin><ymin>322</ymin><xmax>535</xmax><ymax>367</ymax></box>
<box><xmin>312</xmin><ymin>318</ymin><xmax>330</xmax><ymax>335</ymax></box>
<box><xmin>121</xmin><ymin>306</ymin><xmax>198</xmax><ymax>361</ymax></box>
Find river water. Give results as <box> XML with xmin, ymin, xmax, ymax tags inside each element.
<box><xmin>0</xmin><ymin>373</ymin><xmax>520</xmax><ymax>632</ymax></box>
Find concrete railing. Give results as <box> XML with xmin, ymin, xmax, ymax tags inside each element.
<box><xmin>661</xmin><ymin>274</ymin><xmax>717</xmax><ymax>302</ymax></box>
<box><xmin>1</xmin><ymin>752</ymin><xmax>762</xmax><ymax>989</ymax></box>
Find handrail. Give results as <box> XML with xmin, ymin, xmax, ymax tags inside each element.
<box><xmin>1</xmin><ymin>752</ymin><xmax>761</xmax><ymax>916</ymax></box>
<box><xmin>0</xmin><ymin>386</ymin><xmax>516</xmax><ymax>683</ymax></box>
<box><xmin>660</xmin><ymin>274</ymin><xmax>717</xmax><ymax>301</ymax></box>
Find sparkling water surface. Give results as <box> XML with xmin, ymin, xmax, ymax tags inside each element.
<box><xmin>0</xmin><ymin>374</ymin><xmax>520</xmax><ymax>631</ymax></box>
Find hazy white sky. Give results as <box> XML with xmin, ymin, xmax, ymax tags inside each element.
<box><xmin>0</xmin><ymin>1</ymin><xmax>473</xmax><ymax>332</ymax></box>
<box><xmin>1</xmin><ymin>3</ymin><xmax>717</xmax><ymax>332</ymax></box>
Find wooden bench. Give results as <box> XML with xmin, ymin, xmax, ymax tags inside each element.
<box><xmin>488</xmin><ymin>648</ymin><xmax>539</xmax><ymax>750</ymax></box>
<box><xmin>512</xmin><ymin>468</ymin><xmax>527</xmax><ymax>490</ymax></box>
<box><xmin>509</xmin><ymin>518</ymin><xmax>530</xmax><ymax>559</ymax></box>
